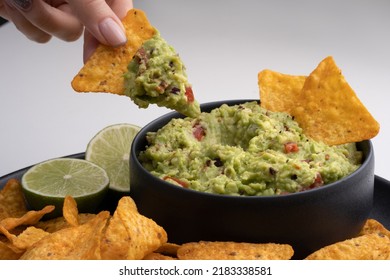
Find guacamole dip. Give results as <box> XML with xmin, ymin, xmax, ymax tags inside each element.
<box><xmin>139</xmin><ymin>102</ymin><xmax>362</xmax><ymax>196</ymax></box>
<box><xmin>124</xmin><ymin>31</ymin><xmax>200</xmax><ymax>118</ymax></box>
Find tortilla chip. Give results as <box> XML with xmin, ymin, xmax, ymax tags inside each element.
<box><xmin>143</xmin><ymin>252</ymin><xmax>177</xmax><ymax>260</ymax></box>
<box><xmin>100</xmin><ymin>206</ymin><xmax>129</xmax><ymax>259</ymax></box>
<box><xmin>0</xmin><ymin>224</ymin><xmax>19</xmax><ymax>242</ymax></box>
<box><xmin>35</xmin><ymin>213</ymin><xmax>96</xmax><ymax>233</ymax></box>
<box><xmin>305</xmin><ymin>233</ymin><xmax>390</xmax><ymax>260</ymax></box>
<box><xmin>2</xmin><ymin>226</ymin><xmax>50</xmax><ymax>251</ymax></box>
<box><xmin>100</xmin><ymin>196</ymin><xmax>167</xmax><ymax>260</ymax></box>
<box><xmin>177</xmin><ymin>241</ymin><xmax>294</xmax><ymax>260</ymax></box>
<box><xmin>0</xmin><ymin>225</ymin><xmax>25</xmax><ymax>254</ymax></box>
<box><xmin>63</xmin><ymin>196</ymin><xmax>79</xmax><ymax>227</ymax></box>
<box><xmin>117</xmin><ymin>197</ymin><xmax>167</xmax><ymax>259</ymax></box>
<box><xmin>258</xmin><ymin>69</ymin><xmax>306</xmax><ymax>114</ymax></box>
<box><xmin>0</xmin><ymin>205</ymin><xmax>55</xmax><ymax>231</ymax></box>
<box><xmin>292</xmin><ymin>56</ymin><xmax>380</xmax><ymax>145</ymax></box>
<box><xmin>0</xmin><ymin>179</ymin><xmax>27</xmax><ymax>220</ymax></box>
<box><xmin>155</xmin><ymin>242</ymin><xmax>180</xmax><ymax>257</ymax></box>
<box><xmin>20</xmin><ymin>211</ymin><xmax>110</xmax><ymax>260</ymax></box>
<box><xmin>0</xmin><ymin>240</ymin><xmax>23</xmax><ymax>260</ymax></box>
<box><xmin>71</xmin><ymin>9</ymin><xmax>156</xmax><ymax>94</ymax></box>
<box><xmin>359</xmin><ymin>219</ymin><xmax>390</xmax><ymax>238</ymax></box>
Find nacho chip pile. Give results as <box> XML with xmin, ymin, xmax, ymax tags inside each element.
<box><xmin>258</xmin><ymin>56</ymin><xmax>380</xmax><ymax>145</ymax></box>
<box><xmin>0</xmin><ymin>179</ymin><xmax>167</xmax><ymax>260</ymax></box>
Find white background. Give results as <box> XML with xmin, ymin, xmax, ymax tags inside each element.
<box><xmin>0</xmin><ymin>0</ymin><xmax>389</xmax><ymax>180</ymax></box>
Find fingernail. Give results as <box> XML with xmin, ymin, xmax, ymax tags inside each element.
<box><xmin>7</xmin><ymin>0</ymin><xmax>32</xmax><ymax>11</ymax></box>
<box><xmin>98</xmin><ymin>17</ymin><xmax>127</xmax><ymax>47</ymax></box>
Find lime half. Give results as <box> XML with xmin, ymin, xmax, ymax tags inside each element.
<box><xmin>85</xmin><ymin>123</ymin><xmax>141</xmax><ymax>192</ymax></box>
<box><xmin>22</xmin><ymin>158</ymin><xmax>109</xmax><ymax>218</ymax></box>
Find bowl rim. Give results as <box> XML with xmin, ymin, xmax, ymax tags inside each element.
<box><xmin>131</xmin><ymin>99</ymin><xmax>374</xmax><ymax>201</ymax></box>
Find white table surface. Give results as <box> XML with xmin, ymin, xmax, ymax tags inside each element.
<box><xmin>0</xmin><ymin>0</ymin><xmax>389</xmax><ymax>181</ymax></box>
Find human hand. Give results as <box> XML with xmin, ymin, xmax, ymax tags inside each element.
<box><xmin>0</xmin><ymin>0</ymin><xmax>133</xmax><ymax>62</ymax></box>
<box><xmin>67</xmin><ymin>0</ymin><xmax>133</xmax><ymax>62</ymax></box>
<box><xmin>0</xmin><ymin>0</ymin><xmax>83</xmax><ymax>43</ymax></box>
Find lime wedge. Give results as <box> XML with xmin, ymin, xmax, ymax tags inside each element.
<box><xmin>85</xmin><ymin>123</ymin><xmax>141</xmax><ymax>192</ymax></box>
<box><xmin>21</xmin><ymin>158</ymin><xmax>109</xmax><ymax>218</ymax></box>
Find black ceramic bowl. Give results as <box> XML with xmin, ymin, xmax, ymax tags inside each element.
<box><xmin>130</xmin><ymin>99</ymin><xmax>375</xmax><ymax>259</ymax></box>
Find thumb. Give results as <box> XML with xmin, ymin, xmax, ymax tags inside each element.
<box><xmin>67</xmin><ymin>0</ymin><xmax>132</xmax><ymax>47</ymax></box>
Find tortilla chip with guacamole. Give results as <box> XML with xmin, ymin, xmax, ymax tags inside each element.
<box><xmin>71</xmin><ymin>9</ymin><xmax>200</xmax><ymax>118</ymax></box>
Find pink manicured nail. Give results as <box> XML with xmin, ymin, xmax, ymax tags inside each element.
<box><xmin>98</xmin><ymin>17</ymin><xmax>127</xmax><ymax>47</ymax></box>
